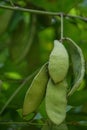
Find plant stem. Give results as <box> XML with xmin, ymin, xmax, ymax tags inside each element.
<box><xmin>60</xmin><ymin>13</ymin><xmax>64</xmax><ymax>42</ymax></box>
<box><xmin>0</xmin><ymin>4</ymin><xmax>60</xmax><ymax>15</ymax></box>
<box><xmin>0</xmin><ymin>121</ymin><xmax>44</xmax><ymax>126</ymax></box>
<box><xmin>0</xmin><ymin>4</ymin><xmax>87</xmax><ymax>22</ymax></box>
<box><xmin>9</xmin><ymin>0</ymin><xmax>14</xmax><ymax>6</ymax></box>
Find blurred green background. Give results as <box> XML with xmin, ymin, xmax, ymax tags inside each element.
<box><xmin>0</xmin><ymin>0</ymin><xmax>87</xmax><ymax>130</ymax></box>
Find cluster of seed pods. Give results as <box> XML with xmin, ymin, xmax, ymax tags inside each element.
<box><xmin>23</xmin><ymin>38</ymin><xmax>85</xmax><ymax>125</ymax></box>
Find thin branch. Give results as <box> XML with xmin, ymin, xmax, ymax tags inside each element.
<box><xmin>9</xmin><ymin>0</ymin><xmax>14</xmax><ymax>6</ymax></box>
<box><xmin>0</xmin><ymin>4</ymin><xmax>87</xmax><ymax>22</ymax></box>
<box><xmin>0</xmin><ymin>121</ymin><xmax>87</xmax><ymax>127</ymax></box>
<box><xmin>0</xmin><ymin>69</ymin><xmax>39</xmax><ymax>115</ymax></box>
<box><xmin>60</xmin><ymin>13</ymin><xmax>64</xmax><ymax>41</ymax></box>
<box><xmin>0</xmin><ymin>4</ymin><xmax>60</xmax><ymax>15</ymax></box>
<box><xmin>66</xmin><ymin>14</ymin><xmax>87</xmax><ymax>22</ymax></box>
<box><xmin>0</xmin><ymin>121</ymin><xmax>44</xmax><ymax>126</ymax></box>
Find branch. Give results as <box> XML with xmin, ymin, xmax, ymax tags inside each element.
<box><xmin>0</xmin><ymin>121</ymin><xmax>44</xmax><ymax>125</ymax></box>
<box><xmin>60</xmin><ymin>13</ymin><xmax>64</xmax><ymax>41</ymax></box>
<box><xmin>9</xmin><ymin>0</ymin><xmax>14</xmax><ymax>6</ymax></box>
<box><xmin>0</xmin><ymin>4</ymin><xmax>60</xmax><ymax>15</ymax></box>
<box><xmin>66</xmin><ymin>14</ymin><xmax>87</xmax><ymax>22</ymax></box>
<box><xmin>0</xmin><ymin>4</ymin><xmax>87</xmax><ymax>22</ymax></box>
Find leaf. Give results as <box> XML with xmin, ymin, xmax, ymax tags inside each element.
<box><xmin>64</xmin><ymin>19</ymin><xmax>81</xmax><ymax>42</ymax></box>
<box><xmin>9</xmin><ymin>12</ymin><xmax>34</xmax><ymax>63</ymax></box>
<box><xmin>0</xmin><ymin>9</ymin><xmax>13</xmax><ymax>35</ymax></box>
<box><xmin>64</xmin><ymin>38</ymin><xmax>85</xmax><ymax>96</ymax></box>
<box><xmin>66</xmin><ymin>112</ymin><xmax>87</xmax><ymax>122</ymax></box>
<box><xmin>29</xmin><ymin>0</ymin><xmax>83</xmax><ymax>12</ymax></box>
<box><xmin>68</xmin><ymin>89</ymin><xmax>87</xmax><ymax>106</ymax></box>
<box><xmin>78</xmin><ymin>0</ymin><xmax>87</xmax><ymax>16</ymax></box>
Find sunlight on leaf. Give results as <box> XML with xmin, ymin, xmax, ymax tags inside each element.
<box><xmin>2</xmin><ymin>82</ymin><xmax>10</xmax><ymax>90</ymax></box>
<box><xmin>5</xmin><ymin>72</ymin><xmax>22</xmax><ymax>79</ymax></box>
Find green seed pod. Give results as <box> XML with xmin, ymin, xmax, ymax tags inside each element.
<box><xmin>64</xmin><ymin>38</ymin><xmax>85</xmax><ymax>96</ymax></box>
<box><xmin>23</xmin><ymin>63</ymin><xmax>49</xmax><ymax>116</ymax></box>
<box><xmin>45</xmin><ymin>79</ymin><xmax>68</xmax><ymax>125</ymax></box>
<box><xmin>48</xmin><ymin>40</ymin><xmax>69</xmax><ymax>83</ymax></box>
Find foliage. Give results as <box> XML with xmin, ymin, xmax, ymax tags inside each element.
<box><xmin>0</xmin><ymin>0</ymin><xmax>87</xmax><ymax>130</ymax></box>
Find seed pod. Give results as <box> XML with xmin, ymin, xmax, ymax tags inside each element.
<box><xmin>23</xmin><ymin>63</ymin><xmax>49</xmax><ymax>116</ymax></box>
<box><xmin>45</xmin><ymin>79</ymin><xmax>67</xmax><ymax>125</ymax></box>
<box><xmin>64</xmin><ymin>38</ymin><xmax>85</xmax><ymax>96</ymax></box>
<box><xmin>48</xmin><ymin>40</ymin><xmax>69</xmax><ymax>83</ymax></box>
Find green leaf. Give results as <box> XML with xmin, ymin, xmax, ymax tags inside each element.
<box><xmin>66</xmin><ymin>112</ymin><xmax>87</xmax><ymax>121</ymax></box>
<box><xmin>29</xmin><ymin>0</ymin><xmax>83</xmax><ymax>12</ymax></box>
<box><xmin>68</xmin><ymin>89</ymin><xmax>87</xmax><ymax>106</ymax></box>
<box><xmin>9</xmin><ymin>12</ymin><xmax>31</xmax><ymax>63</ymax></box>
<box><xmin>0</xmin><ymin>9</ymin><xmax>13</xmax><ymax>35</ymax></box>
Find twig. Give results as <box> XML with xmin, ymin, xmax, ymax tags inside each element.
<box><xmin>9</xmin><ymin>0</ymin><xmax>14</xmax><ymax>6</ymax></box>
<box><xmin>60</xmin><ymin>13</ymin><xmax>64</xmax><ymax>42</ymax></box>
<box><xmin>0</xmin><ymin>69</ymin><xmax>39</xmax><ymax>115</ymax></box>
<box><xmin>0</xmin><ymin>121</ymin><xmax>44</xmax><ymax>126</ymax></box>
<box><xmin>0</xmin><ymin>4</ymin><xmax>87</xmax><ymax>22</ymax></box>
<box><xmin>0</xmin><ymin>4</ymin><xmax>61</xmax><ymax>15</ymax></box>
<box><xmin>66</xmin><ymin>14</ymin><xmax>87</xmax><ymax>22</ymax></box>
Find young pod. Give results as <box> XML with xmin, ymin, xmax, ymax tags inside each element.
<box><xmin>23</xmin><ymin>63</ymin><xmax>49</xmax><ymax>116</ymax></box>
<box><xmin>48</xmin><ymin>40</ymin><xmax>69</xmax><ymax>83</ymax></box>
<box><xmin>45</xmin><ymin>79</ymin><xmax>68</xmax><ymax>125</ymax></box>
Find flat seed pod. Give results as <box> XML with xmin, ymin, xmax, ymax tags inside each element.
<box><xmin>23</xmin><ymin>63</ymin><xmax>49</xmax><ymax>116</ymax></box>
<box><xmin>48</xmin><ymin>40</ymin><xmax>69</xmax><ymax>83</ymax></box>
<box><xmin>45</xmin><ymin>79</ymin><xmax>67</xmax><ymax>125</ymax></box>
<box><xmin>64</xmin><ymin>38</ymin><xmax>85</xmax><ymax>96</ymax></box>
